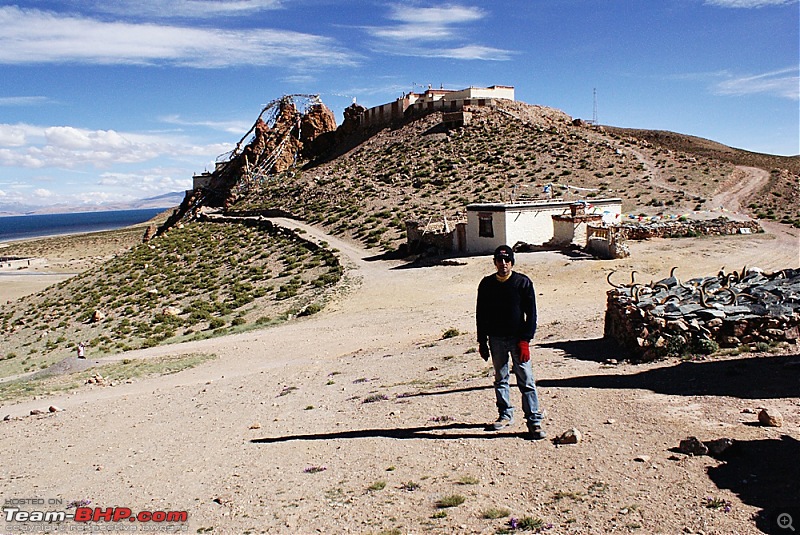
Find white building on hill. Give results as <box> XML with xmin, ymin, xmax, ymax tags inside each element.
<box><xmin>360</xmin><ymin>85</ymin><xmax>514</xmax><ymax>127</ymax></box>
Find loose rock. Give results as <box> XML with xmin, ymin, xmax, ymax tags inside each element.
<box><xmin>679</xmin><ymin>436</ymin><xmax>708</xmax><ymax>456</ymax></box>
<box><xmin>704</xmin><ymin>438</ymin><xmax>734</xmax><ymax>457</ymax></box>
<box><xmin>554</xmin><ymin>428</ymin><xmax>582</xmax><ymax>444</ymax></box>
<box><xmin>758</xmin><ymin>408</ymin><xmax>783</xmax><ymax>427</ymax></box>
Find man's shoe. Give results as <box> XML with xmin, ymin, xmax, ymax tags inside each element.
<box><xmin>527</xmin><ymin>425</ymin><xmax>546</xmax><ymax>440</ymax></box>
<box><xmin>491</xmin><ymin>416</ymin><xmax>514</xmax><ymax>431</ymax></box>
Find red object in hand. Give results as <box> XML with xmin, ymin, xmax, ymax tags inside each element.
<box><xmin>518</xmin><ymin>340</ymin><xmax>530</xmax><ymax>363</ymax></box>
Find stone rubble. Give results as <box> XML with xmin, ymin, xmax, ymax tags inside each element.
<box><xmin>678</xmin><ymin>436</ymin><xmax>734</xmax><ymax>458</ymax></box>
<box><xmin>616</xmin><ymin>216</ymin><xmax>762</xmax><ymax>240</ymax></box>
<box><xmin>604</xmin><ymin>267</ymin><xmax>800</xmax><ymax>361</ymax></box>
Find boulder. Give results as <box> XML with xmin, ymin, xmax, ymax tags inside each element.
<box><xmin>679</xmin><ymin>436</ymin><xmax>708</xmax><ymax>456</ymax></box>
<box><xmin>300</xmin><ymin>103</ymin><xmax>336</xmax><ymax>143</ymax></box>
<box><xmin>704</xmin><ymin>438</ymin><xmax>734</xmax><ymax>457</ymax></box>
<box><xmin>142</xmin><ymin>224</ymin><xmax>157</xmax><ymax>243</ymax></box>
<box><xmin>758</xmin><ymin>408</ymin><xmax>783</xmax><ymax>427</ymax></box>
<box><xmin>554</xmin><ymin>428</ymin><xmax>582</xmax><ymax>445</ymax></box>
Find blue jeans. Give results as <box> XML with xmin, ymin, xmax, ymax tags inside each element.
<box><xmin>489</xmin><ymin>335</ymin><xmax>543</xmax><ymax>429</ymax></box>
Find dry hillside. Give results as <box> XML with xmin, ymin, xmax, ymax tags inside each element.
<box><xmin>230</xmin><ymin>99</ymin><xmax>799</xmax><ymax>251</ymax></box>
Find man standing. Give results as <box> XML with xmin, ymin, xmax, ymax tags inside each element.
<box><xmin>476</xmin><ymin>245</ymin><xmax>546</xmax><ymax>440</ymax></box>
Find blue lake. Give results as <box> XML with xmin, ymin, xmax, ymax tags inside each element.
<box><xmin>0</xmin><ymin>208</ymin><xmax>170</xmax><ymax>242</ymax></box>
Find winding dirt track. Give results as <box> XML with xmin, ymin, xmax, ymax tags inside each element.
<box><xmin>711</xmin><ymin>166</ymin><xmax>770</xmax><ymax>216</ymax></box>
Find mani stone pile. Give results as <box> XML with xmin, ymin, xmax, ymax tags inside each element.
<box><xmin>615</xmin><ymin>217</ymin><xmax>762</xmax><ymax>241</ymax></box>
<box><xmin>603</xmin><ymin>267</ymin><xmax>800</xmax><ymax>361</ymax></box>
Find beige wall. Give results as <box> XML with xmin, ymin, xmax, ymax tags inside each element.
<box><xmin>447</xmin><ymin>86</ymin><xmax>515</xmax><ymax>101</ymax></box>
<box><xmin>465</xmin><ymin>208</ymin><xmax>508</xmax><ymax>253</ymax></box>
<box><xmin>361</xmin><ymin>85</ymin><xmax>515</xmax><ymax>128</ymax></box>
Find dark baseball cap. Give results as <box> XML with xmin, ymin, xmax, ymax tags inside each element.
<box><xmin>493</xmin><ymin>245</ymin><xmax>514</xmax><ymax>264</ymax></box>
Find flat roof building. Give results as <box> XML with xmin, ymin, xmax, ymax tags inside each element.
<box><xmin>465</xmin><ymin>198</ymin><xmax>622</xmax><ymax>254</ymax></box>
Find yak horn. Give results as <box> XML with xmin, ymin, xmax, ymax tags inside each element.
<box><xmin>720</xmin><ymin>288</ymin><xmax>737</xmax><ymax>306</ymax></box>
<box><xmin>652</xmin><ymin>282</ymin><xmax>670</xmax><ymax>293</ymax></box>
<box><xmin>698</xmin><ymin>285</ymin><xmax>709</xmax><ymax>308</ymax></box>
<box><xmin>659</xmin><ymin>294</ymin><xmax>680</xmax><ymax>305</ymax></box>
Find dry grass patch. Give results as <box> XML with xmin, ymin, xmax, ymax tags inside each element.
<box><xmin>0</xmin><ymin>352</ymin><xmax>215</xmax><ymax>403</ymax></box>
<box><xmin>0</xmin><ymin>220</ymin><xmax>342</xmax><ymax>379</ymax></box>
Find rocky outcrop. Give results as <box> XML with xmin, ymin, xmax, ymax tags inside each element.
<box><xmin>301</xmin><ymin>104</ymin><xmax>337</xmax><ymax>144</ymax></box>
<box><xmin>604</xmin><ymin>267</ymin><xmax>800</xmax><ymax>361</ymax></box>
<box><xmin>155</xmin><ymin>95</ymin><xmax>337</xmax><ymax>237</ymax></box>
<box><xmin>142</xmin><ymin>224</ymin><xmax>157</xmax><ymax>243</ymax></box>
<box><xmin>339</xmin><ymin>103</ymin><xmax>367</xmax><ymax>135</ymax></box>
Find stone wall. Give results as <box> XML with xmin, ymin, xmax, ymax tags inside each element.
<box><xmin>405</xmin><ymin>220</ymin><xmax>458</xmax><ymax>253</ymax></box>
<box><xmin>616</xmin><ymin>217</ymin><xmax>762</xmax><ymax>240</ymax></box>
<box><xmin>604</xmin><ymin>267</ymin><xmax>800</xmax><ymax>361</ymax></box>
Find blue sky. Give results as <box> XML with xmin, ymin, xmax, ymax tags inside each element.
<box><xmin>0</xmin><ymin>0</ymin><xmax>797</xmax><ymax>211</ymax></box>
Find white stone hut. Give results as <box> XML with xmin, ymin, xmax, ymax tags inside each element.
<box><xmin>464</xmin><ymin>198</ymin><xmax>622</xmax><ymax>254</ymax></box>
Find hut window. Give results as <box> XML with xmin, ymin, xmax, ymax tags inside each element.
<box><xmin>479</xmin><ymin>213</ymin><xmax>494</xmax><ymax>238</ymax></box>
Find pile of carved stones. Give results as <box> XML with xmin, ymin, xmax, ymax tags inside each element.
<box><xmin>616</xmin><ymin>217</ymin><xmax>762</xmax><ymax>240</ymax></box>
<box><xmin>604</xmin><ymin>267</ymin><xmax>800</xmax><ymax>361</ymax></box>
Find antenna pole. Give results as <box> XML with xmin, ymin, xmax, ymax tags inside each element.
<box><xmin>592</xmin><ymin>88</ymin><xmax>598</xmax><ymax>125</ymax></box>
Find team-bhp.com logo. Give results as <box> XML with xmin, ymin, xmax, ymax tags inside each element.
<box><xmin>3</xmin><ymin>498</ymin><xmax>188</xmax><ymax>531</ymax></box>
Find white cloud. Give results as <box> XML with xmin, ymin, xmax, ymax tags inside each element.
<box><xmin>0</xmin><ymin>125</ymin><xmax>28</xmax><ymax>147</ymax></box>
<box><xmin>704</xmin><ymin>0</ymin><xmax>796</xmax><ymax>7</ymax></box>
<box><xmin>363</xmin><ymin>4</ymin><xmax>512</xmax><ymax>61</ymax></box>
<box><xmin>45</xmin><ymin>127</ymin><xmax>134</xmax><ymax>151</ymax></box>
<box><xmin>0</xmin><ymin>96</ymin><xmax>53</xmax><ymax>107</ymax></box>
<box><xmin>97</xmin><ymin>169</ymin><xmax>192</xmax><ymax>194</ymax></box>
<box><xmin>159</xmin><ymin>115</ymin><xmax>251</xmax><ymax>135</ymax></box>
<box><xmin>367</xmin><ymin>5</ymin><xmax>485</xmax><ymax>42</ymax></box>
<box><xmin>0</xmin><ymin>6</ymin><xmax>356</xmax><ymax>68</ymax></box>
<box><xmin>714</xmin><ymin>67</ymin><xmax>799</xmax><ymax>99</ymax></box>
<box><xmin>0</xmin><ymin>123</ymin><xmax>227</xmax><ymax>170</ymax></box>
<box><xmin>0</xmin><ymin>149</ymin><xmax>46</xmax><ymax>169</ymax></box>
<box><xmin>388</xmin><ymin>5</ymin><xmax>485</xmax><ymax>26</ymax></box>
<box><xmin>87</xmin><ymin>0</ymin><xmax>284</xmax><ymax>19</ymax></box>
<box><xmin>33</xmin><ymin>188</ymin><xmax>55</xmax><ymax>199</ymax></box>
<box><xmin>419</xmin><ymin>45</ymin><xmax>514</xmax><ymax>61</ymax></box>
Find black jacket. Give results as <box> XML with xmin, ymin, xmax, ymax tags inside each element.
<box><xmin>476</xmin><ymin>271</ymin><xmax>537</xmax><ymax>342</ymax></box>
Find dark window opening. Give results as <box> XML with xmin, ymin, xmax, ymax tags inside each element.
<box><xmin>479</xmin><ymin>213</ymin><xmax>494</xmax><ymax>238</ymax></box>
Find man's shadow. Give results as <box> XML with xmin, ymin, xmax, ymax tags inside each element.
<box><xmin>251</xmin><ymin>421</ymin><xmax>522</xmax><ymax>443</ymax></box>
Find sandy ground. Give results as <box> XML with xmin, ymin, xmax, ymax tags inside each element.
<box><xmin>0</xmin><ymin>213</ymin><xmax>798</xmax><ymax>534</ymax></box>
<box><xmin>0</xmin><ymin>273</ymin><xmax>74</xmax><ymax>302</ymax></box>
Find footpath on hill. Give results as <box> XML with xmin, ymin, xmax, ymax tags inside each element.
<box><xmin>0</xmin><ymin>214</ymin><xmax>798</xmax><ymax>534</ymax></box>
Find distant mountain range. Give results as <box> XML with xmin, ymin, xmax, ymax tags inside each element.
<box><xmin>0</xmin><ymin>191</ymin><xmax>185</xmax><ymax>217</ymax></box>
